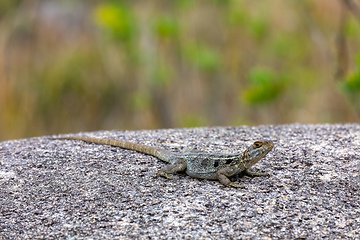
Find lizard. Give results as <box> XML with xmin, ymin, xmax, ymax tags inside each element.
<box><xmin>54</xmin><ymin>136</ymin><xmax>274</xmax><ymax>188</ymax></box>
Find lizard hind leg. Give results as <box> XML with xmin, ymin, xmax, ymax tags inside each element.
<box><xmin>156</xmin><ymin>160</ymin><xmax>187</xmax><ymax>180</ymax></box>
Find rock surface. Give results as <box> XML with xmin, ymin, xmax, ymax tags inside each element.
<box><xmin>0</xmin><ymin>124</ymin><xmax>359</xmax><ymax>239</ymax></box>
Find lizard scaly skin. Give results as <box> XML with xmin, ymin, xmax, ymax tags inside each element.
<box><xmin>54</xmin><ymin>136</ymin><xmax>274</xmax><ymax>188</ymax></box>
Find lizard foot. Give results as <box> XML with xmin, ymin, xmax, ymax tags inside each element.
<box><xmin>157</xmin><ymin>170</ymin><xmax>179</xmax><ymax>180</ymax></box>
<box><xmin>226</xmin><ymin>181</ymin><xmax>245</xmax><ymax>188</ymax></box>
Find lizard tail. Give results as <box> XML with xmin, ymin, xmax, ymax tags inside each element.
<box><xmin>54</xmin><ymin>136</ymin><xmax>172</xmax><ymax>163</ymax></box>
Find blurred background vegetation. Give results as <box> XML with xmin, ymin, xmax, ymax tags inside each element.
<box><xmin>1</xmin><ymin>0</ymin><xmax>360</xmax><ymax>141</ymax></box>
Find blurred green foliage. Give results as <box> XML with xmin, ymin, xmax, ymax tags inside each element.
<box><xmin>150</xmin><ymin>65</ymin><xmax>172</xmax><ymax>87</ymax></box>
<box><xmin>185</xmin><ymin>44</ymin><xmax>221</xmax><ymax>73</ymax></box>
<box><xmin>243</xmin><ymin>67</ymin><xmax>285</xmax><ymax>105</ymax></box>
<box><xmin>154</xmin><ymin>16</ymin><xmax>180</xmax><ymax>39</ymax></box>
<box><xmin>248</xmin><ymin>17</ymin><xmax>269</xmax><ymax>42</ymax></box>
<box><xmin>1</xmin><ymin>0</ymin><xmax>360</xmax><ymax>141</ymax></box>
<box><xmin>342</xmin><ymin>53</ymin><xmax>360</xmax><ymax>94</ymax></box>
<box><xmin>344</xmin><ymin>18</ymin><xmax>360</xmax><ymax>37</ymax></box>
<box><xmin>0</xmin><ymin>0</ymin><xmax>19</xmax><ymax>18</ymax></box>
<box><xmin>94</xmin><ymin>2</ymin><xmax>137</xmax><ymax>43</ymax></box>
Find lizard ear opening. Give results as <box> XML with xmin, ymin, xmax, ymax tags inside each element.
<box><xmin>253</xmin><ymin>141</ymin><xmax>263</xmax><ymax>148</ymax></box>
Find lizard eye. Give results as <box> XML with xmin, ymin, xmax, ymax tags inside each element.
<box><xmin>253</xmin><ymin>141</ymin><xmax>263</xmax><ymax>148</ymax></box>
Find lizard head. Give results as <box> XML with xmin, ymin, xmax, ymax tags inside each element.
<box><xmin>243</xmin><ymin>140</ymin><xmax>274</xmax><ymax>169</ymax></box>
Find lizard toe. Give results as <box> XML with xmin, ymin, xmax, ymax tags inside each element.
<box><xmin>157</xmin><ymin>171</ymin><xmax>179</xmax><ymax>180</ymax></box>
<box><xmin>226</xmin><ymin>182</ymin><xmax>245</xmax><ymax>188</ymax></box>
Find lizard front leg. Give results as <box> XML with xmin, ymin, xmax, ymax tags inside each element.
<box><xmin>216</xmin><ymin>167</ymin><xmax>245</xmax><ymax>188</ymax></box>
<box><xmin>157</xmin><ymin>159</ymin><xmax>187</xmax><ymax>179</ymax></box>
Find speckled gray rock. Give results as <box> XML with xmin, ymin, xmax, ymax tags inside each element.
<box><xmin>0</xmin><ymin>124</ymin><xmax>359</xmax><ymax>239</ymax></box>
